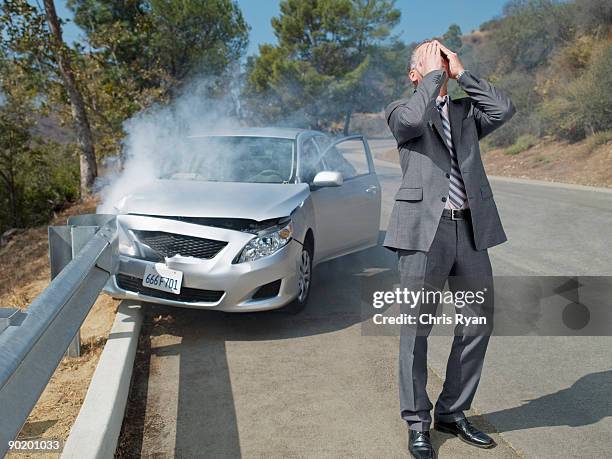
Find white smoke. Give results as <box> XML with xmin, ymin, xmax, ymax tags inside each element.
<box><xmin>94</xmin><ymin>73</ymin><xmax>358</xmax><ymax>214</ymax></box>
<box><xmin>96</xmin><ymin>78</ymin><xmax>239</xmax><ymax>214</ymax></box>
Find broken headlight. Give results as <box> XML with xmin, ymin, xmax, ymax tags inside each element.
<box><xmin>236</xmin><ymin>220</ymin><xmax>293</xmax><ymax>263</ymax></box>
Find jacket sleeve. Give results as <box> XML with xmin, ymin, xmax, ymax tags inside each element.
<box><xmin>385</xmin><ymin>69</ymin><xmax>447</xmax><ymax>146</ymax></box>
<box><xmin>457</xmin><ymin>70</ymin><xmax>516</xmax><ymax>140</ymax></box>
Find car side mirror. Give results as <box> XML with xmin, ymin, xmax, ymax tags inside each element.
<box><xmin>312</xmin><ymin>171</ymin><xmax>343</xmax><ymax>188</ymax></box>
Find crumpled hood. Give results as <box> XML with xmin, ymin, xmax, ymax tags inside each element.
<box><xmin>113</xmin><ymin>179</ymin><xmax>310</xmax><ymax>221</ymax></box>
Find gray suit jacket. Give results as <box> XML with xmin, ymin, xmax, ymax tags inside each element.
<box><xmin>384</xmin><ymin>68</ymin><xmax>515</xmax><ymax>252</ymax></box>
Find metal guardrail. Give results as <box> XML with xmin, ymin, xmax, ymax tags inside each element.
<box><xmin>0</xmin><ymin>214</ymin><xmax>118</xmax><ymax>456</ymax></box>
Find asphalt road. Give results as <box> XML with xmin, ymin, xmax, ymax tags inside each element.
<box><xmin>116</xmin><ymin>139</ymin><xmax>612</xmax><ymax>458</ymax></box>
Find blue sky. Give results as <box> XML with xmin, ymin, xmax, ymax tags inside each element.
<box><xmin>57</xmin><ymin>0</ymin><xmax>508</xmax><ymax>56</ymax></box>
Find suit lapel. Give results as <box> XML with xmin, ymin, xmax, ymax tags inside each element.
<box><xmin>429</xmin><ymin>105</ymin><xmax>445</xmax><ymax>143</ymax></box>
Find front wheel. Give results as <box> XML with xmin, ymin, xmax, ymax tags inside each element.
<box><xmin>283</xmin><ymin>243</ymin><xmax>313</xmax><ymax>314</ymax></box>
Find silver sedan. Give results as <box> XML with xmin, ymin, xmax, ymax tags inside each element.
<box><xmin>103</xmin><ymin>128</ymin><xmax>381</xmax><ymax>312</ymax></box>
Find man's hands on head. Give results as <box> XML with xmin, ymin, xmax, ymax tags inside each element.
<box><xmin>416</xmin><ymin>41</ymin><xmax>443</xmax><ymax>76</ymax></box>
<box><xmin>435</xmin><ymin>41</ymin><xmax>465</xmax><ymax>79</ymax></box>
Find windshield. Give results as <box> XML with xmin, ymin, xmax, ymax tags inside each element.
<box><xmin>159</xmin><ymin>136</ymin><xmax>295</xmax><ymax>183</ymax></box>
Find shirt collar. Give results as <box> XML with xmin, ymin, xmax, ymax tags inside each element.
<box><xmin>436</xmin><ymin>94</ymin><xmax>448</xmax><ymax>109</ymax></box>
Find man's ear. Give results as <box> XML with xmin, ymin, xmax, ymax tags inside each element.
<box><xmin>408</xmin><ymin>69</ymin><xmax>419</xmax><ymax>87</ymax></box>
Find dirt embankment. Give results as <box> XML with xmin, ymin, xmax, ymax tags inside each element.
<box><xmin>481</xmin><ymin>137</ymin><xmax>612</xmax><ymax>188</ymax></box>
<box><xmin>1</xmin><ymin>196</ymin><xmax>120</xmax><ymax>457</ymax></box>
<box><xmin>376</xmin><ymin>136</ymin><xmax>612</xmax><ymax>188</ymax></box>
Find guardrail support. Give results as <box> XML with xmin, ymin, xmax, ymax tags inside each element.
<box><xmin>49</xmin><ymin>215</ymin><xmax>116</xmax><ymax>357</ymax></box>
<box><xmin>0</xmin><ymin>215</ymin><xmax>118</xmax><ymax>456</ymax></box>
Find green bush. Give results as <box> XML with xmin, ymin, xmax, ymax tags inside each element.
<box><xmin>0</xmin><ymin>141</ymin><xmax>79</xmax><ymax>233</ymax></box>
<box><xmin>21</xmin><ymin>143</ymin><xmax>80</xmax><ymax>226</ymax></box>
<box><xmin>505</xmin><ymin>134</ymin><xmax>539</xmax><ymax>155</ymax></box>
<box><xmin>540</xmin><ymin>42</ymin><xmax>612</xmax><ymax>141</ymax></box>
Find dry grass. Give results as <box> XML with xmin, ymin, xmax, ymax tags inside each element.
<box><xmin>0</xmin><ymin>196</ymin><xmax>99</xmax><ymax>308</ymax></box>
<box><xmin>482</xmin><ymin>136</ymin><xmax>612</xmax><ymax>188</ymax></box>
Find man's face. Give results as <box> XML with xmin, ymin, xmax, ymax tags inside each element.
<box><xmin>409</xmin><ymin>42</ymin><xmax>450</xmax><ymax>88</ymax></box>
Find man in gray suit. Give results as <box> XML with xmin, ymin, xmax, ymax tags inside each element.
<box><xmin>384</xmin><ymin>40</ymin><xmax>515</xmax><ymax>458</ymax></box>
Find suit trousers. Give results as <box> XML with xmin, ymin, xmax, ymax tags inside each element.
<box><xmin>398</xmin><ymin>213</ymin><xmax>494</xmax><ymax>431</ymax></box>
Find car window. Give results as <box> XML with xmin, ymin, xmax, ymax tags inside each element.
<box><xmin>158</xmin><ymin>136</ymin><xmax>295</xmax><ymax>184</ymax></box>
<box><xmin>315</xmin><ymin>138</ymin><xmax>370</xmax><ymax>180</ymax></box>
<box><xmin>300</xmin><ymin>138</ymin><xmax>326</xmax><ymax>183</ymax></box>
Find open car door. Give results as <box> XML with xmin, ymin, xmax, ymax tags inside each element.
<box><xmin>310</xmin><ymin>135</ymin><xmax>381</xmax><ymax>261</ymax></box>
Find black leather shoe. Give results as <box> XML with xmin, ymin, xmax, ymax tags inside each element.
<box><xmin>408</xmin><ymin>430</ymin><xmax>436</xmax><ymax>459</ymax></box>
<box><xmin>434</xmin><ymin>418</ymin><xmax>496</xmax><ymax>449</ymax></box>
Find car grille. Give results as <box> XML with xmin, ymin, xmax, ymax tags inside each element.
<box><xmin>132</xmin><ymin>230</ymin><xmax>227</xmax><ymax>259</ymax></box>
<box><xmin>116</xmin><ymin>273</ymin><xmax>224</xmax><ymax>303</ymax></box>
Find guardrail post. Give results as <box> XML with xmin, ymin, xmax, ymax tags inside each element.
<box><xmin>48</xmin><ymin>225</ymin><xmax>100</xmax><ymax>357</ymax></box>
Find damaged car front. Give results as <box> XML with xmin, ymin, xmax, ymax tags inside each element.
<box><xmin>103</xmin><ymin>131</ymin><xmax>316</xmax><ymax>312</ymax></box>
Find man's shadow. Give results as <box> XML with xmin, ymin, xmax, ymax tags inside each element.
<box><xmin>481</xmin><ymin>370</ymin><xmax>612</xmax><ymax>432</ymax></box>
<box><xmin>431</xmin><ymin>370</ymin><xmax>612</xmax><ymax>451</ymax></box>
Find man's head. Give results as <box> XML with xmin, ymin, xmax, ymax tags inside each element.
<box><xmin>408</xmin><ymin>39</ymin><xmax>450</xmax><ymax>89</ymax></box>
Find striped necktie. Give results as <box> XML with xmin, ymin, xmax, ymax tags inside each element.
<box><xmin>436</xmin><ymin>95</ymin><xmax>467</xmax><ymax>209</ymax></box>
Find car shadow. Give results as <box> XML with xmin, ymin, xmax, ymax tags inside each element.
<box><xmin>117</xmin><ymin>231</ymin><xmax>401</xmax><ymax>457</ymax></box>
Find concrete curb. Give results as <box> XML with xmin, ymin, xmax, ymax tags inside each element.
<box><xmin>61</xmin><ymin>300</ymin><xmax>142</xmax><ymax>459</ymax></box>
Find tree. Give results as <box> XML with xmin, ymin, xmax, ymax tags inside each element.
<box><xmin>243</xmin><ymin>0</ymin><xmax>401</xmax><ymax>134</ymax></box>
<box><xmin>489</xmin><ymin>0</ymin><xmax>575</xmax><ymax>74</ymax></box>
<box><xmin>0</xmin><ymin>95</ymin><xmax>31</xmax><ymax>227</ymax></box>
<box><xmin>0</xmin><ymin>57</ymin><xmax>79</xmax><ymax>232</ymax></box>
<box><xmin>573</xmin><ymin>0</ymin><xmax>612</xmax><ymax>36</ymax></box>
<box><xmin>441</xmin><ymin>24</ymin><xmax>463</xmax><ymax>51</ymax></box>
<box><xmin>43</xmin><ymin>0</ymin><xmax>97</xmax><ymax>195</ymax></box>
<box><xmin>0</xmin><ymin>0</ymin><xmax>97</xmax><ymax>196</ymax></box>
<box><xmin>68</xmin><ymin>0</ymin><xmax>249</xmax><ymax>92</ymax></box>
<box><xmin>66</xmin><ymin>0</ymin><xmax>250</xmax><ymax>159</ymax></box>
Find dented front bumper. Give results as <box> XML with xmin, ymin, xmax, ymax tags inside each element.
<box><xmin>102</xmin><ymin>215</ymin><xmax>302</xmax><ymax>312</ymax></box>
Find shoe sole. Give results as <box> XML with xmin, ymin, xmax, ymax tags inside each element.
<box><xmin>409</xmin><ymin>448</ymin><xmax>437</xmax><ymax>459</ymax></box>
<box><xmin>434</xmin><ymin>425</ymin><xmax>497</xmax><ymax>449</ymax></box>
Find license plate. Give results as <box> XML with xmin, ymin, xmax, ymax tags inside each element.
<box><xmin>142</xmin><ymin>263</ymin><xmax>183</xmax><ymax>294</ymax></box>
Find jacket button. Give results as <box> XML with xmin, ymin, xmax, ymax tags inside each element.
<box><xmin>445</xmin><ymin>173</ymin><xmax>450</xmax><ymax>178</ymax></box>
<box><xmin>441</xmin><ymin>197</ymin><xmax>447</xmax><ymax>202</ymax></box>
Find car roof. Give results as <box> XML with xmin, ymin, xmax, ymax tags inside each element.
<box><xmin>188</xmin><ymin>127</ymin><xmax>325</xmax><ymax>140</ymax></box>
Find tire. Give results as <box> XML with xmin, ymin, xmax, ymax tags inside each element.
<box><xmin>282</xmin><ymin>242</ymin><xmax>313</xmax><ymax>314</ymax></box>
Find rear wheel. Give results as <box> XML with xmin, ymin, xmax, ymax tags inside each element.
<box><xmin>283</xmin><ymin>242</ymin><xmax>313</xmax><ymax>314</ymax></box>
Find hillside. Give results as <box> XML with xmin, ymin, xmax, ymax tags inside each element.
<box><xmin>374</xmin><ymin>133</ymin><xmax>612</xmax><ymax>189</ymax></box>
<box><xmin>481</xmin><ymin>135</ymin><xmax>612</xmax><ymax>188</ymax></box>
